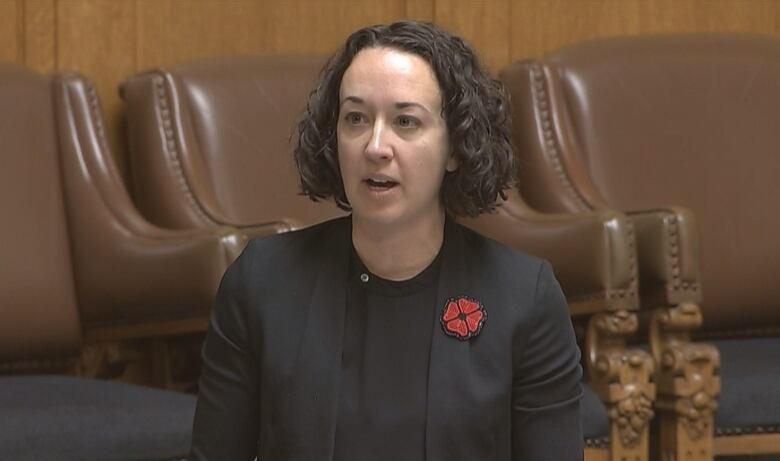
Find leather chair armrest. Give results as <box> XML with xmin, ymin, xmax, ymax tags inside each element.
<box><xmin>459</xmin><ymin>189</ymin><xmax>638</xmax><ymax>316</ymax></box>
<box><xmin>75</xmin><ymin>230</ymin><xmax>236</xmax><ymax>333</ymax></box>
<box><xmin>628</xmin><ymin>207</ymin><xmax>719</xmax><ymax>458</ymax></box>
<box><xmin>627</xmin><ymin>207</ymin><xmax>701</xmax><ymax>306</ymax></box>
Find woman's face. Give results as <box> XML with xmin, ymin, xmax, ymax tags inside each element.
<box><xmin>337</xmin><ymin>47</ymin><xmax>457</xmax><ymax>231</ymax></box>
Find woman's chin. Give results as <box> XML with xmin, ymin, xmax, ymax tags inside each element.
<box><xmin>351</xmin><ymin>208</ymin><xmax>404</xmax><ymax>229</ymax></box>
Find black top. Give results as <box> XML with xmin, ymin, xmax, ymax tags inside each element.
<box><xmin>332</xmin><ymin>245</ymin><xmax>442</xmax><ymax>461</ymax></box>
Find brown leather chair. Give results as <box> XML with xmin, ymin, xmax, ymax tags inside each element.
<box><xmin>122</xmin><ymin>55</ymin><xmax>657</xmax><ymax>461</ymax></box>
<box><xmin>55</xmin><ymin>71</ymin><xmax>254</xmax><ymax>340</ymax></box>
<box><xmin>120</xmin><ymin>55</ymin><xmax>344</xmax><ymax>231</ymax></box>
<box><xmin>1</xmin><ymin>64</ymin><xmax>245</xmax><ymax>352</ymax></box>
<box><xmin>501</xmin><ymin>34</ymin><xmax>780</xmax><ymax>460</ymax></box>
<box><xmin>0</xmin><ymin>62</ymin><xmax>236</xmax><ymax>459</ymax></box>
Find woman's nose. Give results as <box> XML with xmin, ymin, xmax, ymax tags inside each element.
<box><xmin>364</xmin><ymin>121</ymin><xmax>393</xmax><ymax>161</ymax></box>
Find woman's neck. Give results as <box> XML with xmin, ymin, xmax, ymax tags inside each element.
<box><xmin>351</xmin><ymin>212</ymin><xmax>446</xmax><ymax>281</ymax></box>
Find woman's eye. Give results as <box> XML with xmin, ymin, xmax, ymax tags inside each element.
<box><xmin>396</xmin><ymin>115</ymin><xmax>419</xmax><ymax>129</ymax></box>
<box><xmin>345</xmin><ymin>112</ymin><xmax>365</xmax><ymax>125</ymax></box>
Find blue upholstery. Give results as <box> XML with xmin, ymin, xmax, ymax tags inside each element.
<box><xmin>714</xmin><ymin>337</ymin><xmax>780</xmax><ymax>434</ymax></box>
<box><xmin>0</xmin><ymin>376</ymin><xmax>195</xmax><ymax>461</ymax></box>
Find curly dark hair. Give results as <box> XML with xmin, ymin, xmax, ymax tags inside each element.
<box><xmin>293</xmin><ymin>20</ymin><xmax>515</xmax><ymax>217</ymax></box>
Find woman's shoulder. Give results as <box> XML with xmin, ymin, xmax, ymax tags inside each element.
<box><xmin>244</xmin><ymin>215</ymin><xmax>349</xmax><ymax>259</ymax></box>
<box><xmin>454</xmin><ymin>220</ymin><xmax>565</xmax><ymax>307</ymax></box>
<box><xmin>455</xmin><ymin>220</ymin><xmax>547</xmax><ymax>278</ymax></box>
<box><xmin>227</xmin><ymin>215</ymin><xmax>349</xmax><ymax>283</ymax></box>
<box><xmin>453</xmin><ymin>221</ymin><xmax>565</xmax><ymax>335</ymax></box>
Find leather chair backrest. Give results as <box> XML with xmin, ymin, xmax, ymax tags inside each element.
<box><xmin>55</xmin><ymin>74</ymin><xmax>231</xmax><ymax>327</ymax></box>
<box><xmin>502</xmin><ymin>35</ymin><xmax>780</xmax><ymax>332</ymax></box>
<box><xmin>122</xmin><ymin>55</ymin><xmax>344</xmax><ymax>229</ymax></box>
<box><xmin>0</xmin><ymin>63</ymin><xmax>81</xmax><ymax>360</ymax></box>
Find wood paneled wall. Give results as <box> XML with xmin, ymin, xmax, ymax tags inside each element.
<box><xmin>3</xmin><ymin>0</ymin><xmax>780</xmax><ymax>169</ymax></box>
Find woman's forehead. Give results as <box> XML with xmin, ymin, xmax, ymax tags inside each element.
<box><xmin>339</xmin><ymin>47</ymin><xmax>442</xmax><ymax>109</ymax></box>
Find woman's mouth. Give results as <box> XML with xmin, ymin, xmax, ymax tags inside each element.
<box><xmin>364</xmin><ymin>178</ymin><xmax>398</xmax><ymax>190</ymax></box>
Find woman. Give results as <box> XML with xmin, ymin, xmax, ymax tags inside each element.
<box><xmin>190</xmin><ymin>21</ymin><xmax>582</xmax><ymax>460</ymax></box>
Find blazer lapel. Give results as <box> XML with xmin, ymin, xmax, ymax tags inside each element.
<box><xmin>286</xmin><ymin>218</ymin><xmax>351</xmax><ymax>461</ymax></box>
<box><xmin>426</xmin><ymin>219</ymin><xmax>475</xmax><ymax>460</ymax></box>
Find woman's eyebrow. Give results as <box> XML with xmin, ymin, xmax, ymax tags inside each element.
<box><xmin>340</xmin><ymin>95</ymin><xmax>364</xmax><ymax>106</ymax></box>
<box><xmin>395</xmin><ymin>101</ymin><xmax>430</xmax><ymax>112</ymax></box>
<box><xmin>339</xmin><ymin>97</ymin><xmax>431</xmax><ymax>113</ymax></box>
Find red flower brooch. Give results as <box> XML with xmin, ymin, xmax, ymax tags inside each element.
<box><xmin>440</xmin><ymin>296</ymin><xmax>486</xmax><ymax>341</ymax></box>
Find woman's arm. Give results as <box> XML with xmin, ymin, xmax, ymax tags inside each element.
<box><xmin>512</xmin><ymin>261</ymin><xmax>584</xmax><ymax>460</ymax></box>
<box><xmin>190</xmin><ymin>254</ymin><xmax>260</xmax><ymax>460</ymax></box>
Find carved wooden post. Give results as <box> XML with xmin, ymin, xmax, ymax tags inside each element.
<box><xmin>76</xmin><ymin>341</ymin><xmax>145</xmax><ymax>380</ymax></box>
<box><xmin>651</xmin><ymin>303</ymin><xmax>720</xmax><ymax>461</ymax></box>
<box><xmin>588</xmin><ymin>309</ymin><xmax>656</xmax><ymax>461</ymax></box>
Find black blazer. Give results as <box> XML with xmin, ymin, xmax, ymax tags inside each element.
<box><xmin>190</xmin><ymin>216</ymin><xmax>583</xmax><ymax>460</ymax></box>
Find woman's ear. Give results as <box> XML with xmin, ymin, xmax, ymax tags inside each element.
<box><xmin>445</xmin><ymin>152</ymin><xmax>459</xmax><ymax>173</ymax></box>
